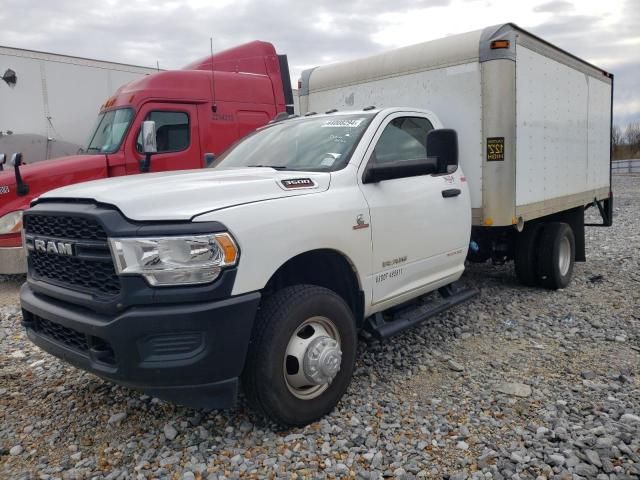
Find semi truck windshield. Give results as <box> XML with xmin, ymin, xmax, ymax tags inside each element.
<box><xmin>214</xmin><ymin>114</ymin><xmax>375</xmax><ymax>172</ymax></box>
<box><xmin>85</xmin><ymin>108</ymin><xmax>134</xmax><ymax>154</ymax></box>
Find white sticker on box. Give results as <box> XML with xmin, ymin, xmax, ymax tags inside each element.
<box><xmin>321</xmin><ymin>118</ymin><xmax>364</xmax><ymax>128</ymax></box>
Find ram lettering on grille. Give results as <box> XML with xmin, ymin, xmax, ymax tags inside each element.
<box><xmin>34</xmin><ymin>239</ymin><xmax>74</xmax><ymax>256</ymax></box>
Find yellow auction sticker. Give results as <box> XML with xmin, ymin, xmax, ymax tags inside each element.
<box><xmin>487</xmin><ymin>137</ymin><xmax>505</xmax><ymax>162</ymax></box>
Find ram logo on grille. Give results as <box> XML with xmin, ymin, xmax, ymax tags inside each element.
<box><xmin>34</xmin><ymin>239</ymin><xmax>74</xmax><ymax>256</ymax></box>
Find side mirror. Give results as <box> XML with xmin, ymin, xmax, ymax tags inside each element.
<box><xmin>426</xmin><ymin>129</ymin><xmax>458</xmax><ymax>174</ymax></box>
<box><xmin>141</xmin><ymin>121</ymin><xmax>157</xmax><ymax>154</ymax></box>
<box><xmin>10</xmin><ymin>152</ymin><xmax>23</xmax><ymax>167</ymax></box>
<box><xmin>10</xmin><ymin>152</ymin><xmax>29</xmax><ymax>196</ymax></box>
<box><xmin>0</xmin><ymin>153</ymin><xmax>5</xmax><ymax>171</ymax></box>
<box><xmin>363</xmin><ymin>158</ymin><xmax>437</xmax><ymax>184</ymax></box>
<box><xmin>139</xmin><ymin>120</ymin><xmax>157</xmax><ymax>172</ymax></box>
<box><xmin>204</xmin><ymin>153</ymin><xmax>216</xmax><ymax>167</ymax></box>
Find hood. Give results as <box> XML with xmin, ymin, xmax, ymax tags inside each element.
<box><xmin>40</xmin><ymin>167</ymin><xmax>331</xmax><ymax>221</ymax></box>
<box><xmin>0</xmin><ymin>154</ymin><xmax>108</xmax><ymax>216</ymax></box>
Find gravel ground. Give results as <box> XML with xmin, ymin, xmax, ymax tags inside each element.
<box><xmin>1</xmin><ymin>175</ymin><xmax>638</xmax><ymax>480</ymax></box>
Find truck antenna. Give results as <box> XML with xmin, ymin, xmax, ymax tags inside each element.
<box><xmin>156</xmin><ymin>60</ymin><xmax>160</xmax><ymax>72</ymax></box>
<box><xmin>210</xmin><ymin>37</ymin><xmax>217</xmax><ymax>113</ymax></box>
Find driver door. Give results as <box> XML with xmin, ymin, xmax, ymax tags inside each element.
<box><xmin>359</xmin><ymin>112</ymin><xmax>469</xmax><ymax>308</ymax></box>
<box><xmin>125</xmin><ymin>103</ymin><xmax>201</xmax><ymax>174</ymax></box>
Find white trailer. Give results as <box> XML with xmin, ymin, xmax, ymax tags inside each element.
<box><xmin>299</xmin><ymin>23</ymin><xmax>613</xmax><ymax>232</ymax></box>
<box><xmin>0</xmin><ymin>46</ymin><xmax>157</xmax><ymax>159</ymax></box>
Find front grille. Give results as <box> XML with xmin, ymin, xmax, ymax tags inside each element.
<box><xmin>24</xmin><ymin>215</ymin><xmax>107</xmax><ymax>241</ymax></box>
<box><xmin>31</xmin><ymin>254</ymin><xmax>121</xmax><ymax>296</ymax></box>
<box><xmin>24</xmin><ymin>213</ymin><xmax>121</xmax><ymax>297</ymax></box>
<box><xmin>27</xmin><ymin>313</ymin><xmax>116</xmax><ymax>365</ymax></box>
<box><xmin>32</xmin><ymin>314</ymin><xmax>89</xmax><ymax>352</ymax></box>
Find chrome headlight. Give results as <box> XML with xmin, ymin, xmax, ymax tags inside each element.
<box><xmin>0</xmin><ymin>210</ymin><xmax>23</xmax><ymax>235</ymax></box>
<box><xmin>108</xmin><ymin>233</ymin><xmax>238</xmax><ymax>286</ymax></box>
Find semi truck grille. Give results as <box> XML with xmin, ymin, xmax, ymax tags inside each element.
<box><xmin>24</xmin><ymin>215</ymin><xmax>107</xmax><ymax>241</ymax></box>
<box><xmin>32</xmin><ymin>314</ymin><xmax>89</xmax><ymax>353</ymax></box>
<box><xmin>24</xmin><ymin>214</ymin><xmax>121</xmax><ymax>297</ymax></box>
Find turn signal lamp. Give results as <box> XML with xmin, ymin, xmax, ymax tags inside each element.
<box><xmin>216</xmin><ymin>234</ymin><xmax>239</xmax><ymax>264</ymax></box>
<box><xmin>490</xmin><ymin>40</ymin><xmax>510</xmax><ymax>49</ymax></box>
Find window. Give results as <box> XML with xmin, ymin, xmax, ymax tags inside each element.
<box><xmin>136</xmin><ymin>111</ymin><xmax>189</xmax><ymax>153</ymax></box>
<box><xmin>371</xmin><ymin>116</ymin><xmax>434</xmax><ymax>165</ymax></box>
<box><xmin>85</xmin><ymin>108</ymin><xmax>133</xmax><ymax>154</ymax></box>
<box><xmin>214</xmin><ymin>114</ymin><xmax>374</xmax><ymax>172</ymax></box>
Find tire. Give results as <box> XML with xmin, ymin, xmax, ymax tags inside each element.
<box><xmin>536</xmin><ymin>222</ymin><xmax>575</xmax><ymax>290</ymax></box>
<box><xmin>242</xmin><ymin>285</ymin><xmax>357</xmax><ymax>428</ymax></box>
<box><xmin>514</xmin><ymin>223</ymin><xmax>543</xmax><ymax>287</ymax></box>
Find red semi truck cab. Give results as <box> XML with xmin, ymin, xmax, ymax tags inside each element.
<box><xmin>0</xmin><ymin>41</ymin><xmax>294</xmax><ymax>274</ymax></box>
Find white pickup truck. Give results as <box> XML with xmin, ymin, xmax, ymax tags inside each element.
<box><xmin>19</xmin><ymin>24</ymin><xmax>613</xmax><ymax>427</ymax></box>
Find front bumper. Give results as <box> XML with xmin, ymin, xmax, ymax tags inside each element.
<box><xmin>0</xmin><ymin>246</ymin><xmax>26</xmax><ymax>274</ymax></box>
<box><xmin>21</xmin><ymin>283</ymin><xmax>260</xmax><ymax>409</ymax></box>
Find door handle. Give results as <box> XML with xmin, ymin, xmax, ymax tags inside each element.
<box><xmin>442</xmin><ymin>188</ymin><xmax>461</xmax><ymax>198</ymax></box>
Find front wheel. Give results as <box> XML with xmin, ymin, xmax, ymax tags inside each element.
<box><xmin>242</xmin><ymin>285</ymin><xmax>357</xmax><ymax>427</ymax></box>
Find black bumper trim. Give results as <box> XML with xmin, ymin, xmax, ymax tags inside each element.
<box><xmin>21</xmin><ymin>284</ymin><xmax>260</xmax><ymax>409</ymax></box>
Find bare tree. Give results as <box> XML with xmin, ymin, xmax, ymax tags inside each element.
<box><xmin>625</xmin><ymin>123</ymin><xmax>640</xmax><ymax>151</ymax></box>
<box><xmin>612</xmin><ymin>125</ymin><xmax>623</xmax><ymax>146</ymax></box>
<box><xmin>612</xmin><ymin>125</ymin><xmax>623</xmax><ymax>159</ymax></box>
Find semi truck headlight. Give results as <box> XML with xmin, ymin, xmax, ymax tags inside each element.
<box><xmin>109</xmin><ymin>233</ymin><xmax>238</xmax><ymax>286</ymax></box>
<box><xmin>0</xmin><ymin>210</ymin><xmax>23</xmax><ymax>235</ymax></box>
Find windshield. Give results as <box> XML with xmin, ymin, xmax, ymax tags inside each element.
<box><xmin>85</xmin><ymin>108</ymin><xmax>134</xmax><ymax>154</ymax></box>
<box><xmin>213</xmin><ymin>113</ymin><xmax>375</xmax><ymax>171</ymax></box>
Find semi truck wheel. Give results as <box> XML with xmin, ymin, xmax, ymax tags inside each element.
<box><xmin>537</xmin><ymin>222</ymin><xmax>575</xmax><ymax>290</ymax></box>
<box><xmin>242</xmin><ymin>285</ymin><xmax>357</xmax><ymax>427</ymax></box>
<box><xmin>514</xmin><ymin>223</ymin><xmax>543</xmax><ymax>287</ymax></box>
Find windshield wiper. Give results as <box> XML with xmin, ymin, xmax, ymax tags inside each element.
<box><xmin>246</xmin><ymin>164</ymin><xmax>289</xmax><ymax>170</ymax></box>
<box><xmin>85</xmin><ymin>147</ymin><xmax>101</xmax><ymax>152</ymax></box>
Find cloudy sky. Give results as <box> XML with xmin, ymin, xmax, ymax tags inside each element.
<box><xmin>0</xmin><ymin>0</ymin><xmax>637</xmax><ymax>126</ymax></box>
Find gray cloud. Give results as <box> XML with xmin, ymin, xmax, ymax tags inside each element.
<box><xmin>534</xmin><ymin>1</ymin><xmax>573</xmax><ymax>13</ymax></box>
<box><xmin>0</xmin><ymin>0</ymin><xmax>637</xmax><ymax>125</ymax></box>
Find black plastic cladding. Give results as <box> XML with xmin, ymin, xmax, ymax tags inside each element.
<box><xmin>30</xmin><ymin>312</ymin><xmax>91</xmax><ymax>353</ymax></box>
<box><xmin>24</xmin><ymin>200</ymin><xmax>236</xmax><ymax>316</ymax></box>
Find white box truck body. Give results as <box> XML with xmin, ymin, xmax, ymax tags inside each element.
<box><xmin>0</xmin><ymin>46</ymin><xmax>157</xmax><ymax>158</ymax></box>
<box><xmin>298</xmin><ymin>23</ymin><xmax>613</xmax><ymax>228</ymax></box>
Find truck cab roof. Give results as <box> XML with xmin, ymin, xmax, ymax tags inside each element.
<box><xmin>105</xmin><ymin>69</ymin><xmax>279</xmax><ymax>108</ymax></box>
<box><xmin>266</xmin><ymin>107</ymin><xmax>442</xmax><ymax>131</ymax></box>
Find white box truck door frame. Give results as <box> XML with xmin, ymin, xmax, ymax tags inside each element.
<box><xmin>512</xmin><ymin>35</ymin><xmax>612</xmax><ymax>223</ymax></box>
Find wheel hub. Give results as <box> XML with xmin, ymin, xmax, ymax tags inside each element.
<box><xmin>283</xmin><ymin>316</ymin><xmax>343</xmax><ymax>400</ymax></box>
<box><xmin>558</xmin><ymin>236</ymin><xmax>571</xmax><ymax>276</ymax></box>
<box><xmin>303</xmin><ymin>336</ymin><xmax>342</xmax><ymax>385</ymax></box>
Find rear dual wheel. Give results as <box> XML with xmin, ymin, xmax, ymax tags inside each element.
<box><xmin>514</xmin><ymin>221</ymin><xmax>575</xmax><ymax>290</ymax></box>
<box><xmin>537</xmin><ymin>222</ymin><xmax>575</xmax><ymax>289</ymax></box>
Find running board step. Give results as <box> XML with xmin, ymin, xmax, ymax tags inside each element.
<box><xmin>364</xmin><ymin>284</ymin><xmax>479</xmax><ymax>340</ymax></box>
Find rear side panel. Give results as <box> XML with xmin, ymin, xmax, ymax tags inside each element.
<box><xmin>514</xmin><ymin>45</ymin><xmax>611</xmax><ymax>221</ymax></box>
<box><xmin>0</xmin><ymin>47</ymin><xmax>154</xmax><ymax>147</ymax></box>
<box><xmin>479</xmin><ymin>59</ymin><xmax>517</xmax><ymax>227</ymax></box>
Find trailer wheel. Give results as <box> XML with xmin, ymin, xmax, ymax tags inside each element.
<box><xmin>242</xmin><ymin>285</ymin><xmax>357</xmax><ymax>428</ymax></box>
<box><xmin>537</xmin><ymin>222</ymin><xmax>575</xmax><ymax>290</ymax></box>
<box><xmin>514</xmin><ymin>223</ymin><xmax>543</xmax><ymax>287</ymax></box>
